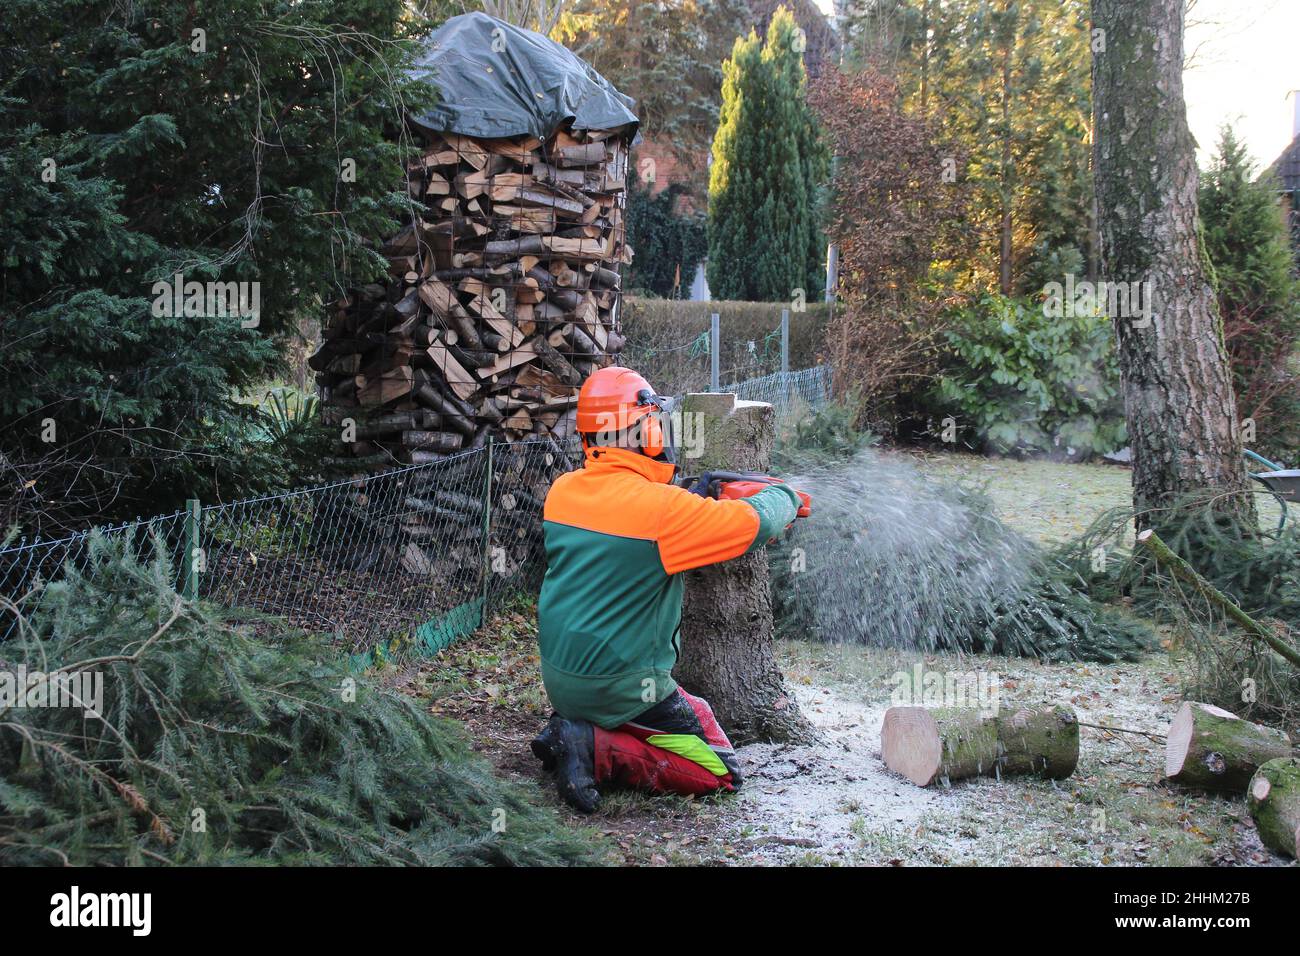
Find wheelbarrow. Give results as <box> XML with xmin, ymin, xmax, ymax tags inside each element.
<box><xmin>1244</xmin><ymin>449</ymin><xmax>1300</xmax><ymax>533</ymax></box>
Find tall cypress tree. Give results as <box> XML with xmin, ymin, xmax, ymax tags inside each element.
<box><xmin>707</xmin><ymin>6</ymin><xmax>826</xmax><ymax>301</ymax></box>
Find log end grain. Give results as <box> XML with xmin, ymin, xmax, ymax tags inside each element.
<box><xmin>881</xmin><ymin>707</ymin><xmax>943</xmax><ymax>787</ymax></box>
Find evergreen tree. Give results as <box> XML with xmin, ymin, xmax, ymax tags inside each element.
<box><xmin>707</xmin><ymin>6</ymin><xmax>827</xmax><ymax>302</ymax></box>
<box><xmin>0</xmin><ymin>538</ymin><xmax>605</xmax><ymax>866</ymax></box>
<box><xmin>0</xmin><ymin>0</ymin><xmax>442</xmax><ymax>533</ymax></box>
<box><xmin>1199</xmin><ymin>126</ymin><xmax>1300</xmax><ymax>456</ymax></box>
<box><xmin>624</xmin><ymin>178</ymin><xmax>708</xmax><ymax>297</ymax></box>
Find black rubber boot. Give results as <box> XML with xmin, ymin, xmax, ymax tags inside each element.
<box><xmin>719</xmin><ymin>750</ymin><xmax>745</xmax><ymax>788</ymax></box>
<box><xmin>529</xmin><ymin>714</ymin><xmax>561</xmax><ymax>772</ymax></box>
<box><xmin>550</xmin><ymin>718</ymin><xmax>600</xmax><ymax>814</ymax></box>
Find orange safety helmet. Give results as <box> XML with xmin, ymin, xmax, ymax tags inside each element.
<box><xmin>576</xmin><ymin>366</ymin><xmax>675</xmax><ymax>463</ymax></box>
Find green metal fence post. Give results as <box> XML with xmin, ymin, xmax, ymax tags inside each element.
<box><xmin>710</xmin><ymin>312</ymin><xmax>720</xmax><ymax>391</ymax></box>
<box><xmin>479</xmin><ymin>438</ymin><xmax>494</xmax><ymax>626</ymax></box>
<box><xmin>184</xmin><ymin>498</ymin><xmax>201</xmax><ymax>600</ymax></box>
<box><xmin>781</xmin><ymin>308</ymin><xmax>791</xmax><ymax>408</ymax></box>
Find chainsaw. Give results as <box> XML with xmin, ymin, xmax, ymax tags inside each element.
<box><xmin>680</xmin><ymin>470</ymin><xmax>812</xmax><ymax>518</ymax></box>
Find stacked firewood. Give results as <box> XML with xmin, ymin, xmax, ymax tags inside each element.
<box><xmin>312</xmin><ymin>125</ymin><xmax>632</xmax><ymax>465</ymax></box>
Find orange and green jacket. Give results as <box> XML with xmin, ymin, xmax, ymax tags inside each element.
<box><xmin>538</xmin><ymin>445</ymin><xmax>802</xmax><ymax>728</ymax></box>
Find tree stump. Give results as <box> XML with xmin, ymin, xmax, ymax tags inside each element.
<box><xmin>1164</xmin><ymin>702</ymin><xmax>1292</xmax><ymax>792</ymax></box>
<box><xmin>674</xmin><ymin>392</ymin><xmax>816</xmax><ymax>745</ymax></box>
<box><xmin>1248</xmin><ymin>758</ymin><xmax>1300</xmax><ymax>859</ymax></box>
<box><xmin>881</xmin><ymin>704</ymin><xmax>1079</xmax><ymax>787</ymax></box>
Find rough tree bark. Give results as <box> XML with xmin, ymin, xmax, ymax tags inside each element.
<box><xmin>674</xmin><ymin>392</ymin><xmax>817</xmax><ymax>746</ymax></box>
<box><xmin>1091</xmin><ymin>0</ymin><xmax>1255</xmax><ymax>527</ymax></box>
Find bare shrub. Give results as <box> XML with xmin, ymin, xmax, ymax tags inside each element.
<box><xmin>810</xmin><ymin>65</ymin><xmax>970</xmax><ymax>430</ymax></box>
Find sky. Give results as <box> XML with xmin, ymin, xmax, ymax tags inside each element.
<box><xmin>1183</xmin><ymin>0</ymin><xmax>1299</xmax><ymax>170</ymax></box>
<box><xmin>813</xmin><ymin>0</ymin><xmax>1300</xmax><ymax>172</ymax></box>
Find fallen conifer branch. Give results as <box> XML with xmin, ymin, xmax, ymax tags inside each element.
<box><xmin>1136</xmin><ymin>528</ymin><xmax>1300</xmax><ymax>669</ymax></box>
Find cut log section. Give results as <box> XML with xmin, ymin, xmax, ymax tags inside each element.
<box><xmin>1163</xmin><ymin>702</ymin><xmax>1293</xmax><ymax>792</ymax></box>
<box><xmin>1248</xmin><ymin>757</ymin><xmax>1300</xmax><ymax>859</ymax></box>
<box><xmin>881</xmin><ymin>704</ymin><xmax>1080</xmax><ymax>787</ymax></box>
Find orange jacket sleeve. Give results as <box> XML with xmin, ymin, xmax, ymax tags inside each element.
<box><xmin>655</xmin><ymin>486</ymin><xmax>763</xmax><ymax>575</ymax></box>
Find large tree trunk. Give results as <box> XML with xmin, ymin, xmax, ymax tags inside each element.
<box><xmin>674</xmin><ymin>392</ymin><xmax>817</xmax><ymax>745</ymax></box>
<box><xmin>1091</xmin><ymin>0</ymin><xmax>1254</xmax><ymax>527</ymax></box>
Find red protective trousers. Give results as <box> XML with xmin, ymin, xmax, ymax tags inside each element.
<box><xmin>593</xmin><ymin>689</ymin><xmax>740</xmax><ymax>797</ymax></box>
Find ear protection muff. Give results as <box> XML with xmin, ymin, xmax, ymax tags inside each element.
<box><xmin>632</xmin><ymin>388</ymin><xmax>675</xmax><ymax>465</ymax></box>
<box><xmin>640</xmin><ymin>412</ymin><xmax>665</xmax><ymax>458</ymax></box>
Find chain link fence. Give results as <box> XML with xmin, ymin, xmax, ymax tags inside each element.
<box><xmin>732</xmin><ymin>366</ymin><xmax>832</xmax><ymax>425</ymax></box>
<box><xmin>1</xmin><ymin>367</ymin><xmax>830</xmax><ymax>664</ymax></box>
<box><xmin>619</xmin><ymin>298</ymin><xmax>832</xmax><ymax>397</ymax></box>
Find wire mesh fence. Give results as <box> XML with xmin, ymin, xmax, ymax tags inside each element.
<box><xmin>1</xmin><ymin>366</ymin><xmax>831</xmax><ymax>663</ymax></box>
<box><xmin>619</xmin><ymin>298</ymin><xmax>832</xmax><ymax>397</ymax></box>
<box><xmin>731</xmin><ymin>366</ymin><xmax>832</xmax><ymax>425</ymax></box>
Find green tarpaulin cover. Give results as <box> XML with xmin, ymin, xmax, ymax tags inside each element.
<box><xmin>410</xmin><ymin>12</ymin><xmax>639</xmax><ymax>141</ymax></box>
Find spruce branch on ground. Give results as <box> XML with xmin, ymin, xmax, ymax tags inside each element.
<box><xmin>0</xmin><ymin>535</ymin><xmax>605</xmax><ymax>866</ymax></box>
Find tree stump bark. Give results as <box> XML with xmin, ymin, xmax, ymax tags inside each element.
<box><xmin>1248</xmin><ymin>757</ymin><xmax>1300</xmax><ymax>859</ymax></box>
<box><xmin>1164</xmin><ymin>702</ymin><xmax>1293</xmax><ymax>792</ymax></box>
<box><xmin>881</xmin><ymin>704</ymin><xmax>1079</xmax><ymax>787</ymax></box>
<box><xmin>674</xmin><ymin>392</ymin><xmax>816</xmax><ymax>745</ymax></box>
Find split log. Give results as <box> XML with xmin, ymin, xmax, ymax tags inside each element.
<box><xmin>356</xmin><ymin>410</ymin><xmax>440</xmax><ymax>437</ymax></box>
<box><xmin>557</xmin><ymin>142</ymin><xmax>608</xmax><ymax>167</ymax></box>
<box><xmin>532</xmin><ymin>336</ymin><xmax>582</xmax><ymax>385</ymax></box>
<box><xmin>401</xmin><ymin>429</ymin><xmax>464</xmax><ymax>452</ymax></box>
<box><xmin>400</xmin><ymin>542</ymin><xmax>435</xmax><ymax>575</ymax></box>
<box><xmin>591</xmin><ymin>265</ymin><xmax>621</xmax><ymax>289</ymax></box>
<box><xmin>1248</xmin><ymin>757</ymin><xmax>1300</xmax><ymax>858</ymax></box>
<box><xmin>356</xmin><ymin>366</ymin><xmax>413</xmax><ymax>406</ymax></box>
<box><xmin>1164</xmin><ymin>702</ymin><xmax>1293</xmax><ymax>792</ymax></box>
<box><xmin>418</xmin><ymin>278</ymin><xmax>486</xmax><ymax>353</ymax></box>
<box><xmin>414</xmin><ymin>383</ymin><xmax>475</xmax><ymax>437</ymax></box>
<box><xmin>881</xmin><ymin>704</ymin><xmax>1079</xmax><ymax>787</ymax></box>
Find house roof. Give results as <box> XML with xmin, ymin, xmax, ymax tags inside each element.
<box><xmin>1266</xmin><ymin>132</ymin><xmax>1300</xmax><ymax>194</ymax></box>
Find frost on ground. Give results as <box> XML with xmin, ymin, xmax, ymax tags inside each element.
<box><xmin>409</xmin><ymin>450</ymin><xmax>1293</xmax><ymax>866</ymax></box>
<box><xmin>729</xmin><ymin>682</ymin><xmax>947</xmax><ymax>861</ymax></box>
<box><xmin>726</xmin><ymin>641</ymin><xmax>1286</xmax><ymax>866</ymax></box>
<box><xmin>412</xmin><ymin>615</ymin><xmax>1288</xmax><ymax>866</ymax></box>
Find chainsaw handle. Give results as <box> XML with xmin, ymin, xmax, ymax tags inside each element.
<box><xmin>681</xmin><ymin>470</ymin><xmax>772</xmax><ymax>494</ymax></box>
<box><xmin>682</xmin><ymin>471</ymin><xmax>811</xmax><ymax>518</ymax></box>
